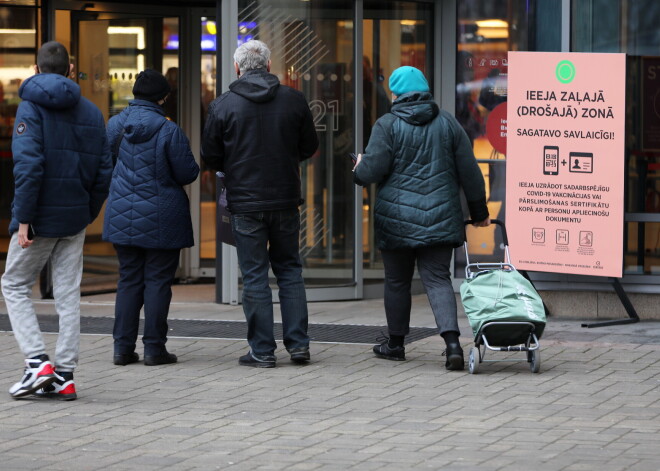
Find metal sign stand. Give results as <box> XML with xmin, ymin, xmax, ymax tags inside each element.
<box><xmin>581</xmin><ymin>277</ymin><xmax>640</xmax><ymax>328</ymax></box>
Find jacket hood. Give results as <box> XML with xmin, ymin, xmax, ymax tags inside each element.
<box><xmin>391</xmin><ymin>91</ymin><xmax>439</xmax><ymax>126</ymax></box>
<box><xmin>229</xmin><ymin>68</ymin><xmax>280</xmax><ymax>103</ymax></box>
<box><xmin>122</xmin><ymin>100</ymin><xmax>168</xmax><ymax>144</ymax></box>
<box><xmin>18</xmin><ymin>73</ymin><xmax>81</xmax><ymax>110</ymax></box>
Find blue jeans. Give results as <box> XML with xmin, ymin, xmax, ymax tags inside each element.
<box><xmin>380</xmin><ymin>245</ymin><xmax>459</xmax><ymax>337</ymax></box>
<box><xmin>231</xmin><ymin>209</ymin><xmax>309</xmax><ymax>357</ymax></box>
<box><xmin>113</xmin><ymin>245</ymin><xmax>181</xmax><ymax>357</ymax></box>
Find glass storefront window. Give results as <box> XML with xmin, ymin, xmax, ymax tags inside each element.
<box><xmin>574</xmin><ymin>1</ymin><xmax>660</xmax><ymax>276</ymax></box>
<box><xmin>362</xmin><ymin>1</ymin><xmax>433</xmax><ymax>273</ymax></box>
<box><xmin>0</xmin><ymin>5</ymin><xmax>37</xmax><ymax>271</ymax></box>
<box><xmin>200</xmin><ymin>16</ymin><xmax>217</xmax><ymax>264</ymax></box>
<box><xmin>455</xmin><ymin>1</ymin><xmax>552</xmax><ymax>275</ymax></box>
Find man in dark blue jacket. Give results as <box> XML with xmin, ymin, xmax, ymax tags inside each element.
<box><xmin>1</xmin><ymin>41</ymin><xmax>112</xmax><ymax>400</ymax></box>
<box><xmin>201</xmin><ymin>40</ymin><xmax>319</xmax><ymax>368</ymax></box>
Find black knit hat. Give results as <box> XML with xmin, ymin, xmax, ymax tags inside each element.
<box><xmin>132</xmin><ymin>69</ymin><xmax>170</xmax><ymax>102</ymax></box>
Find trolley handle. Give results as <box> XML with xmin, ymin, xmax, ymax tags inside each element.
<box><xmin>463</xmin><ymin>219</ymin><xmax>511</xmax><ymax>275</ymax></box>
<box><xmin>464</xmin><ymin>219</ymin><xmax>508</xmax><ymax>246</ymax></box>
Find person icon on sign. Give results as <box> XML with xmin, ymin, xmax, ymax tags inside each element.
<box><xmin>573</xmin><ymin>158</ymin><xmax>581</xmax><ymax>169</ymax></box>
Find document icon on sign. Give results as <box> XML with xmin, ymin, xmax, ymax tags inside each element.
<box><xmin>569</xmin><ymin>152</ymin><xmax>593</xmax><ymax>173</ymax></box>
<box><xmin>556</xmin><ymin>229</ymin><xmax>569</xmax><ymax>245</ymax></box>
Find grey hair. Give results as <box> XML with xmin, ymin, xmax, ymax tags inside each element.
<box><xmin>233</xmin><ymin>40</ymin><xmax>271</xmax><ymax>73</ymax></box>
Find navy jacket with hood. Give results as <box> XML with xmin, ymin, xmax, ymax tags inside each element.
<box><xmin>103</xmin><ymin>100</ymin><xmax>199</xmax><ymax>249</ymax></box>
<box><xmin>354</xmin><ymin>91</ymin><xmax>489</xmax><ymax>250</ymax></box>
<box><xmin>10</xmin><ymin>73</ymin><xmax>112</xmax><ymax>237</ymax></box>
<box><xmin>200</xmin><ymin>68</ymin><xmax>319</xmax><ymax>213</ymax></box>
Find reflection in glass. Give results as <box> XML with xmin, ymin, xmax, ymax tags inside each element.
<box><xmin>625</xmin><ymin>222</ymin><xmax>660</xmax><ymax>275</ymax></box>
<box><xmin>574</xmin><ymin>3</ymin><xmax>660</xmax><ymax>279</ymax></box>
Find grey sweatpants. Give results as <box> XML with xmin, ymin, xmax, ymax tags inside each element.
<box><xmin>1</xmin><ymin>230</ymin><xmax>85</xmax><ymax>372</ymax></box>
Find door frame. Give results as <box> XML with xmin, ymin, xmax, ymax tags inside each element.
<box><xmin>52</xmin><ymin>0</ymin><xmax>205</xmax><ymax>281</ymax></box>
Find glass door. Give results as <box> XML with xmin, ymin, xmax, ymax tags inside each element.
<box><xmin>55</xmin><ymin>7</ymin><xmax>180</xmax><ymax>293</ymax></box>
<box><xmin>226</xmin><ymin>0</ymin><xmax>357</xmax><ymax>300</ymax></box>
<box><xmin>362</xmin><ymin>1</ymin><xmax>434</xmax><ymax>278</ymax></box>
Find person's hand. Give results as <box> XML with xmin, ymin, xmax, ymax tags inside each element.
<box><xmin>353</xmin><ymin>153</ymin><xmax>362</xmax><ymax>170</ymax></box>
<box><xmin>472</xmin><ymin>218</ymin><xmax>491</xmax><ymax>227</ymax></box>
<box><xmin>17</xmin><ymin>223</ymin><xmax>33</xmax><ymax>249</ymax></box>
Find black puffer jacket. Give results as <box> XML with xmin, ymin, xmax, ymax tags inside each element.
<box><xmin>201</xmin><ymin>69</ymin><xmax>319</xmax><ymax>213</ymax></box>
<box><xmin>354</xmin><ymin>91</ymin><xmax>488</xmax><ymax>250</ymax></box>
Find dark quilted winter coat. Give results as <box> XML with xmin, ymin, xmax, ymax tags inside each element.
<box><xmin>9</xmin><ymin>73</ymin><xmax>112</xmax><ymax>237</ymax></box>
<box><xmin>353</xmin><ymin>91</ymin><xmax>488</xmax><ymax>250</ymax></box>
<box><xmin>103</xmin><ymin>100</ymin><xmax>199</xmax><ymax>249</ymax></box>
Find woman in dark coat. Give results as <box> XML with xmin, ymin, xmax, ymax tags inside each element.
<box><xmin>103</xmin><ymin>69</ymin><xmax>199</xmax><ymax>366</ymax></box>
<box><xmin>353</xmin><ymin>66</ymin><xmax>490</xmax><ymax>371</ymax></box>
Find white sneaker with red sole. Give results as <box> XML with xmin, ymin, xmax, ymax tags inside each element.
<box><xmin>35</xmin><ymin>371</ymin><xmax>77</xmax><ymax>401</ymax></box>
<box><xmin>9</xmin><ymin>356</ymin><xmax>57</xmax><ymax>399</ymax></box>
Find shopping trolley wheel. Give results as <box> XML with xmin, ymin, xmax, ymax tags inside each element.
<box><xmin>529</xmin><ymin>350</ymin><xmax>541</xmax><ymax>373</ymax></box>
<box><xmin>468</xmin><ymin>346</ymin><xmax>480</xmax><ymax>374</ymax></box>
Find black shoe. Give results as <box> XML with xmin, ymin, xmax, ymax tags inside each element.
<box><xmin>238</xmin><ymin>351</ymin><xmax>276</xmax><ymax>368</ymax></box>
<box><xmin>113</xmin><ymin>352</ymin><xmax>139</xmax><ymax>366</ymax></box>
<box><xmin>144</xmin><ymin>352</ymin><xmax>178</xmax><ymax>366</ymax></box>
<box><xmin>443</xmin><ymin>343</ymin><xmax>464</xmax><ymax>371</ymax></box>
<box><xmin>373</xmin><ymin>342</ymin><xmax>406</xmax><ymax>361</ymax></box>
<box><xmin>288</xmin><ymin>347</ymin><xmax>310</xmax><ymax>364</ymax></box>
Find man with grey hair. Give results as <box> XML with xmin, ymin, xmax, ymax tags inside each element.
<box><xmin>201</xmin><ymin>40</ymin><xmax>319</xmax><ymax>368</ymax></box>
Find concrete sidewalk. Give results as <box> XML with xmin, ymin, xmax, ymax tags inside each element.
<box><xmin>1</xmin><ymin>285</ymin><xmax>659</xmax><ymax>470</ymax></box>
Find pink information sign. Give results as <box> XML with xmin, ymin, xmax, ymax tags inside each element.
<box><xmin>506</xmin><ymin>52</ymin><xmax>626</xmax><ymax>277</ymax></box>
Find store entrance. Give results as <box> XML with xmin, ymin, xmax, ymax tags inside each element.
<box><xmin>54</xmin><ymin>7</ymin><xmax>182</xmax><ymax>294</ymax></box>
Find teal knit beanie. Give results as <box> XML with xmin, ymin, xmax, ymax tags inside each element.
<box><xmin>389</xmin><ymin>66</ymin><xmax>429</xmax><ymax>96</ymax></box>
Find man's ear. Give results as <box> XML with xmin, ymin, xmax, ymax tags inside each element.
<box><xmin>68</xmin><ymin>63</ymin><xmax>75</xmax><ymax>78</ymax></box>
<box><xmin>33</xmin><ymin>64</ymin><xmax>39</xmax><ymax>74</ymax></box>
<box><xmin>267</xmin><ymin>60</ymin><xmax>271</xmax><ymax>73</ymax></box>
<box><xmin>234</xmin><ymin>62</ymin><xmax>240</xmax><ymax>77</ymax></box>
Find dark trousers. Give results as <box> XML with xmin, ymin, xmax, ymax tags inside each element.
<box><xmin>381</xmin><ymin>245</ymin><xmax>459</xmax><ymax>337</ymax></box>
<box><xmin>113</xmin><ymin>245</ymin><xmax>180</xmax><ymax>356</ymax></box>
<box><xmin>231</xmin><ymin>209</ymin><xmax>309</xmax><ymax>356</ymax></box>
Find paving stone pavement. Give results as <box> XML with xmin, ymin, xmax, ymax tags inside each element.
<box><xmin>1</xmin><ymin>288</ymin><xmax>659</xmax><ymax>471</ymax></box>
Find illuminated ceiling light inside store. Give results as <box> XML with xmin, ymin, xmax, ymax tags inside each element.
<box><xmin>206</xmin><ymin>21</ymin><xmax>216</xmax><ymax>35</ymax></box>
<box><xmin>475</xmin><ymin>19</ymin><xmax>508</xmax><ymax>39</ymax></box>
<box><xmin>400</xmin><ymin>20</ymin><xmax>418</xmax><ymax>26</ymax></box>
<box><xmin>475</xmin><ymin>19</ymin><xmax>508</xmax><ymax>28</ymax></box>
<box><xmin>0</xmin><ymin>29</ymin><xmax>37</xmax><ymax>34</ymax></box>
<box><xmin>107</xmin><ymin>26</ymin><xmax>146</xmax><ymax>72</ymax></box>
<box><xmin>107</xmin><ymin>26</ymin><xmax>146</xmax><ymax>49</ymax></box>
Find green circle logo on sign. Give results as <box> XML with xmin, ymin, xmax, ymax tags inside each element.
<box><xmin>556</xmin><ymin>60</ymin><xmax>576</xmax><ymax>83</ymax></box>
